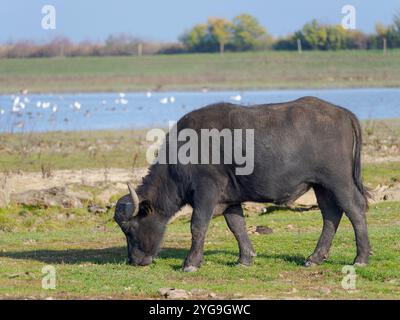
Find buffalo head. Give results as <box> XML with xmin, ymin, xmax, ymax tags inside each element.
<box><xmin>114</xmin><ymin>183</ymin><xmax>165</xmax><ymax>266</ymax></box>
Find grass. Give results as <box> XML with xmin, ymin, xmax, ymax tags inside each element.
<box><xmin>0</xmin><ymin>119</ymin><xmax>399</xmax><ymax>299</ymax></box>
<box><xmin>0</xmin><ymin>129</ymin><xmax>150</xmax><ymax>172</ymax></box>
<box><xmin>363</xmin><ymin>162</ymin><xmax>400</xmax><ymax>187</ymax></box>
<box><xmin>1</xmin><ymin>50</ymin><xmax>400</xmax><ymax>93</ymax></box>
<box><xmin>0</xmin><ymin>201</ymin><xmax>399</xmax><ymax>299</ymax></box>
<box><xmin>0</xmin><ymin>119</ymin><xmax>399</xmax><ymax>175</ymax></box>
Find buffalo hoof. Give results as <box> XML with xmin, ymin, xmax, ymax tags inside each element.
<box><xmin>304</xmin><ymin>259</ymin><xmax>321</xmax><ymax>267</ymax></box>
<box><xmin>237</xmin><ymin>258</ymin><xmax>253</xmax><ymax>267</ymax></box>
<box><xmin>353</xmin><ymin>256</ymin><xmax>369</xmax><ymax>267</ymax></box>
<box><xmin>304</xmin><ymin>260</ymin><xmax>316</xmax><ymax>267</ymax></box>
<box><xmin>353</xmin><ymin>262</ymin><xmax>367</xmax><ymax>267</ymax></box>
<box><xmin>183</xmin><ymin>265</ymin><xmax>198</xmax><ymax>273</ymax></box>
<box><xmin>353</xmin><ymin>261</ymin><xmax>368</xmax><ymax>267</ymax></box>
<box><xmin>305</xmin><ymin>254</ymin><xmax>326</xmax><ymax>267</ymax></box>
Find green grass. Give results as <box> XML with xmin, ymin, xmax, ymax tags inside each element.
<box><xmin>1</xmin><ymin>50</ymin><xmax>400</xmax><ymax>93</ymax></box>
<box><xmin>0</xmin><ymin>121</ymin><xmax>399</xmax><ymax>182</ymax></box>
<box><xmin>0</xmin><ymin>119</ymin><xmax>399</xmax><ymax>299</ymax></box>
<box><xmin>0</xmin><ymin>129</ymin><xmax>150</xmax><ymax>172</ymax></box>
<box><xmin>0</xmin><ymin>201</ymin><xmax>399</xmax><ymax>299</ymax></box>
<box><xmin>363</xmin><ymin>162</ymin><xmax>400</xmax><ymax>187</ymax></box>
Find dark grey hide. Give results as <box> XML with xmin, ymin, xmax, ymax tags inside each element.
<box><xmin>114</xmin><ymin>97</ymin><xmax>371</xmax><ymax>271</ymax></box>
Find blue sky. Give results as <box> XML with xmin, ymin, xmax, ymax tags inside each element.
<box><xmin>0</xmin><ymin>0</ymin><xmax>399</xmax><ymax>43</ymax></box>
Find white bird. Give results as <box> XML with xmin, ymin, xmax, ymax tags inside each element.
<box><xmin>52</xmin><ymin>105</ymin><xmax>58</xmax><ymax>113</ymax></box>
<box><xmin>73</xmin><ymin>101</ymin><xmax>81</xmax><ymax>110</ymax></box>
<box><xmin>160</xmin><ymin>97</ymin><xmax>169</xmax><ymax>104</ymax></box>
<box><xmin>119</xmin><ymin>92</ymin><xmax>125</xmax><ymax>98</ymax></box>
<box><xmin>12</xmin><ymin>96</ymin><xmax>20</xmax><ymax>106</ymax></box>
<box><xmin>169</xmin><ymin>96</ymin><xmax>175</xmax><ymax>103</ymax></box>
<box><xmin>42</xmin><ymin>102</ymin><xmax>51</xmax><ymax>109</ymax></box>
<box><xmin>230</xmin><ymin>94</ymin><xmax>242</xmax><ymax>102</ymax></box>
<box><xmin>120</xmin><ymin>98</ymin><xmax>128</xmax><ymax>105</ymax></box>
<box><xmin>15</xmin><ymin>121</ymin><xmax>24</xmax><ymax>128</ymax></box>
<box><xmin>146</xmin><ymin>91</ymin><xmax>152</xmax><ymax>98</ymax></box>
<box><xmin>101</xmin><ymin>100</ymin><xmax>107</xmax><ymax>105</ymax></box>
<box><xmin>23</xmin><ymin>97</ymin><xmax>30</xmax><ymax>104</ymax></box>
<box><xmin>12</xmin><ymin>105</ymin><xmax>21</xmax><ymax>113</ymax></box>
<box><xmin>36</xmin><ymin>101</ymin><xmax>42</xmax><ymax>108</ymax></box>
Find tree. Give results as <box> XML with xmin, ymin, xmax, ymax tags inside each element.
<box><xmin>179</xmin><ymin>24</ymin><xmax>211</xmax><ymax>52</ymax></box>
<box><xmin>299</xmin><ymin>20</ymin><xmax>328</xmax><ymax>50</ymax></box>
<box><xmin>179</xmin><ymin>14</ymin><xmax>270</xmax><ymax>53</ymax></box>
<box><xmin>207</xmin><ymin>18</ymin><xmax>233</xmax><ymax>53</ymax></box>
<box><xmin>326</xmin><ymin>25</ymin><xmax>347</xmax><ymax>50</ymax></box>
<box><xmin>232</xmin><ymin>14</ymin><xmax>269</xmax><ymax>51</ymax></box>
<box><xmin>374</xmin><ymin>21</ymin><xmax>400</xmax><ymax>49</ymax></box>
<box><xmin>105</xmin><ymin>33</ymin><xmax>143</xmax><ymax>55</ymax></box>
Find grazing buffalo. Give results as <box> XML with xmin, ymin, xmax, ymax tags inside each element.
<box><xmin>114</xmin><ymin>97</ymin><xmax>371</xmax><ymax>272</ymax></box>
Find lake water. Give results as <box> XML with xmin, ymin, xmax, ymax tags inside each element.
<box><xmin>1</xmin><ymin>88</ymin><xmax>400</xmax><ymax>132</ymax></box>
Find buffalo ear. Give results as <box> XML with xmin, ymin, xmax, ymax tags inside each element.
<box><xmin>140</xmin><ymin>200</ymin><xmax>154</xmax><ymax>216</ymax></box>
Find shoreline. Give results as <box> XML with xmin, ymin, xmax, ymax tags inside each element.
<box><xmin>1</xmin><ymin>86</ymin><xmax>400</xmax><ymax>97</ymax></box>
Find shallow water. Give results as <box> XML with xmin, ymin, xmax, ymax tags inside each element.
<box><xmin>0</xmin><ymin>88</ymin><xmax>399</xmax><ymax>132</ymax></box>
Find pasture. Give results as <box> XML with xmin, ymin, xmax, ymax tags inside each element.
<box><xmin>1</xmin><ymin>50</ymin><xmax>400</xmax><ymax>94</ymax></box>
<box><xmin>0</xmin><ymin>201</ymin><xmax>399</xmax><ymax>299</ymax></box>
<box><xmin>0</xmin><ymin>120</ymin><xmax>399</xmax><ymax>299</ymax></box>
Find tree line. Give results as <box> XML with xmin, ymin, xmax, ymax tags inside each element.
<box><xmin>1</xmin><ymin>13</ymin><xmax>399</xmax><ymax>58</ymax></box>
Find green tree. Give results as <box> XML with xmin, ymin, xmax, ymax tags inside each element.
<box><xmin>326</xmin><ymin>25</ymin><xmax>347</xmax><ymax>50</ymax></box>
<box><xmin>180</xmin><ymin>24</ymin><xmax>210</xmax><ymax>52</ymax></box>
<box><xmin>374</xmin><ymin>21</ymin><xmax>400</xmax><ymax>49</ymax></box>
<box><xmin>300</xmin><ymin>20</ymin><xmax>328</xmax><ymax>50</ymax></box>
<box><xmin>207</xmin><ymin>18</ymin><xmax>233</xmax><ymax>53</ymax></box>
<box><xmin>232</xmin><ymin>14</ymin><xmax>269</xmax><ymax>50</ymax></box>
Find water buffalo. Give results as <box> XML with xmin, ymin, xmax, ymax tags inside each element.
<box><xmin>114</xmin><ymin>96</ymin><xmax>371</xmax><ymax>272</ymax></box>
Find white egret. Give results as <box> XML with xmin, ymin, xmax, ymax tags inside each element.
<box><xmin>160</xmin><ymin>97</ymin><xmax>168</xmax><ymax>104</ymax></box>
<box><xmin>230</xmin><ymin>94</ymin><xmax>242</xmax><ymax>102</ymax></box>
<box><xmin>73</xmin><ymin>101</ymin><xmax>81</xmax><ymax>110</ymax></box>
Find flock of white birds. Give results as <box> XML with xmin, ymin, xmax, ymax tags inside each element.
<box><xmin>0</xmin><ymin>89</ymin><xmax>243</xmax><ymax>130</ymax></box>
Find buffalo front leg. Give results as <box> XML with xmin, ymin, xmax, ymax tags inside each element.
<box><xmin>224</xmin><ymin>204</ymin><xmax>256</xmax><ymax>266</ymax></box>
<box><xmin>305</xmin><ymin>186</ymin><xmax>343</xmax><ymax>267</ymax></box>
<box><xmin>183</xmin><ymin>206</ymin><xmax>214</xmax><ymax>272</ymax></box>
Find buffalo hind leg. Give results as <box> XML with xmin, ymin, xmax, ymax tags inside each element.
<box><xmin>331</xmin><ymin>183</ymin><xmax>371</xmax><ymax>266</ymax></box>
<box><xmin>223</xmin><ymin>204</ymin><xmax>256</xmax><ymax>266</ymax></box>
<box><xmin>305</xmin><ymin>185</ymin><xmax>343</xmax><ymax>267</ymax></box>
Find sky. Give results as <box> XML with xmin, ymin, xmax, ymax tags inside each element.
<box><xmin>0</xmin><ymin>0</ymin><xmax>399</xmax><ymax>43</ymax></box>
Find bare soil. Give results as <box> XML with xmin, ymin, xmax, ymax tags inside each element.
<box><xmin>1</xmin><ymin>165</ymin><xmax>399</xmax><ymax>210</ymax></box>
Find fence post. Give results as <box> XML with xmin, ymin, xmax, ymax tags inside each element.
<box><xmin>138</xmin><ymin>43</ymin><xmax>143</xmax><ymax>56</ymax></box>
<box><xmin>297</xmin><ymin>39</ymin><xmax>302</xmax><ymax>54</ymax></box>
<box><xmin>383</xmin><ymin>38</ymin><xmax>387</xmax><ymax>55</ymax></box>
